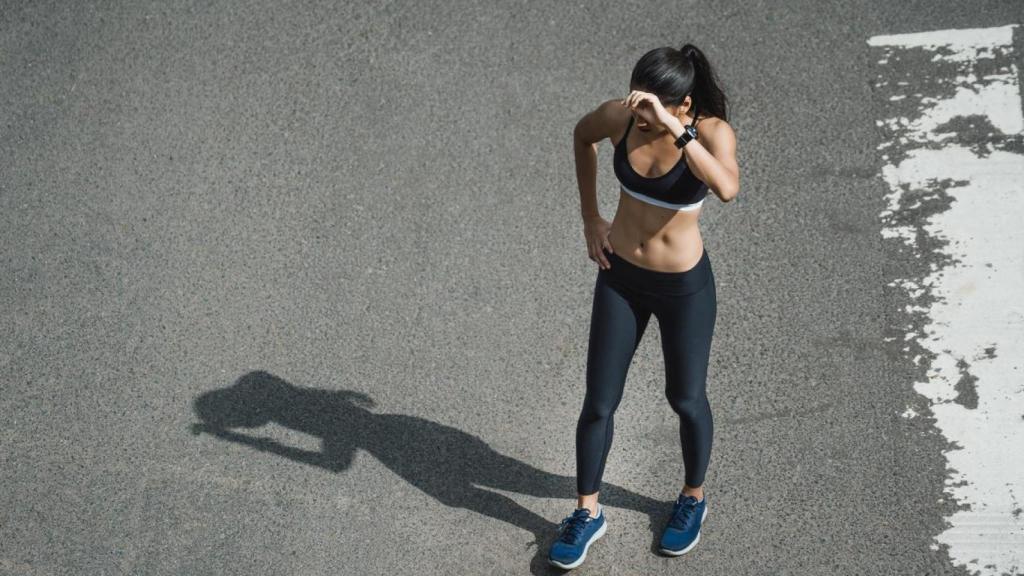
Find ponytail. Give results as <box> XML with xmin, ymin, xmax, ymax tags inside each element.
<box><xmin>679</xmin><ymin>43</ymin><xmax>729</xmax><ymax>121</ymax></box>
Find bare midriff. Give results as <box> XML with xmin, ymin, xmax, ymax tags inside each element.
<box><xmin>607</xmin><ymin>190</ymin><xmax>704</xmax><ymax>273</ymax></box>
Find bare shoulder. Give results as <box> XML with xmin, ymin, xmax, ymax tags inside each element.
<box><xmin>696</xmin><ymin>116</ymin><xmax>736</xmax><ymax>149</ymax></box>
<box><xmin>574</xmin><ymin>98</ymin><xmax>631</xmax><ymax>145</ymax></box>
<box><xmin>597</xmin><ymin>97</ymin><xmax>630</xmax><ymax>120</ymax></box>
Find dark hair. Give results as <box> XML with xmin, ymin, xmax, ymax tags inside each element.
<box><xmin>629</xmin><ymin>43</ymin><xmax>729</xmax><ymax>122</ymax></box>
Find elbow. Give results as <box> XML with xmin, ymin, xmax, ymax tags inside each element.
<box><xmin>717</xmin><ymin>183</ymin><xmax>739</xmax><ymax>203</ymax></box>
<box><xmin>720</xmin><ymin>177</ymin><xmax>740</xmax><ymax>202</ymax></box>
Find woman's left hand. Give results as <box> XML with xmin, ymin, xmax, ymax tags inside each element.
<box><xmin>621</xmin><ymin>90</ymin><xmax>677</xmax><ymax>130</ymax></box>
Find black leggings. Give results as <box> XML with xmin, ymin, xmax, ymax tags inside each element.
<box><xmin>576</xmin><ymin>245</ymin><xmax>717</xmax><ymax>495</ymax></box>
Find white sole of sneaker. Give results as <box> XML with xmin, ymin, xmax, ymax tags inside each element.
<box><xmin>548</xmin><ymin>519</ymin><xmax>608</xmax><ymax>570</ymax></box>
<box><xmin>659</xmin><ymin>505</ymin><xmax>708</xmax><ymax>556</ymax></box>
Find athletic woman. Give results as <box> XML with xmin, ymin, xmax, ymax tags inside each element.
<box><xmin>548</xmin><ymin>44</ymin><xmax>739</xmax><ymax>569</ymax></box>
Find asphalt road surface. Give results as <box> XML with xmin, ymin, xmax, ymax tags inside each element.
<box><xmin>3</xmin><ymin>1</ymin><xmax>1022</xmax><ymax>575</ymax></box>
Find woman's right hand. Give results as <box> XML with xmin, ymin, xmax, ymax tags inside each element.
<box><xmin>583</xmin><ymin>215</ymin><xmax>614</xmax><ymax>269</ymax></box>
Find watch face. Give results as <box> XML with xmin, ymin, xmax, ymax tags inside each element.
<box><xmin>675</xmin><ymin>127</ymin><xmax>696</xmax><ymax>148</ymax></box>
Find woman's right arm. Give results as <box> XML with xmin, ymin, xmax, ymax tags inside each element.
<box><xmin>572</xmin><ymin>99</ymin><xmax>622</xmax><ymax>269</ymax></box>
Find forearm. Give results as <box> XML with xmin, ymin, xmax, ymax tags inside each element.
<box><xmin>573</xmin><ymin>132</ymin><xmax>601</xmax><ymax>220</ymax></box>
<box><xmin>663</xmin><ymin>117</ymin><xmax>737</xmax><ymax>199</ymax></box>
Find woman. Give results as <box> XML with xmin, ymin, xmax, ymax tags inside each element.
<box><xmin>548</xmin><ymin>44</ymin><xmax>739</xmax><ymax>570</ymax></box>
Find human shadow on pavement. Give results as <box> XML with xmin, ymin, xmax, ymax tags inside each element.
<box><xmin>191</xmin><ymin>370</ymin><xmax>670</xmax><ymax>574</ymax></box>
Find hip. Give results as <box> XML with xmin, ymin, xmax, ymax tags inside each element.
<box><xmin>599</xmin><ymin>245</ymin><xmax>714</xmax><ymax>299</ymax></box>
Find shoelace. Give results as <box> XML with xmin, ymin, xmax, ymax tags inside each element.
<box><xmin>668</xmin><ymin>496</ymin><xmax>700</xmax><ymax>530</ymax></box>
<box><xmin>557</xmin><ymin>509</ymin><xmax>594</xmax><ymax>544</ymax></box>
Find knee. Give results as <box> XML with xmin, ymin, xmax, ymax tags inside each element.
<box><xmin>666</xmin><ymin>392</ymin><xmax>708</xmax><ymax>421</ymax></box>
<box><xmin>579</xmin><ymin>396</ymin><xmax>617</xmax><ymax>423</ymax></box>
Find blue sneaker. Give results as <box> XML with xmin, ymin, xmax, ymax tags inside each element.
<box><xmin>659</xmin><ymin>492</ymin><xmax>708</xmax><ymax>556</ymax></box>
<box><xmin>548</xmin><ymin>504</ymin><xmax>607</xmax><ymax>569</ymax></box>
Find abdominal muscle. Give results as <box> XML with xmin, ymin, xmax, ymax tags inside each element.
<box><xmin>606</xmin><ymin>190</ymin><xmax>704</xmax><ymax>273</ymax></box>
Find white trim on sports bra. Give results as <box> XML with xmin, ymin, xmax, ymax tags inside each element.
<box><xmin>620</xmin><ymin>183</ymin><xmax>705</xmax><ymax>212</ymax></box>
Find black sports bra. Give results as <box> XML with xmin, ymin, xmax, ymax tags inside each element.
<box><xmin>613</xmin><ymin>114</ymin><xmax>709</xmax><ymax>211</ymax></box>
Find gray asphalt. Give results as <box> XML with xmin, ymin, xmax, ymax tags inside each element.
<box><xmin>2</xmin><ymin>1</ymin><xmax>1021</xmax><ymax>574</ymax></box>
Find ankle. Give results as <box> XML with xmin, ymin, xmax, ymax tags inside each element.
<box><xmin>577</xmin><ymin>492</ymin><xmax>601</xmax><ymax>518</ymax></box>
<box><xmin>681</xmin><ymin>484</ymin><xmax>704</xmax><ymax>501</ymax></box>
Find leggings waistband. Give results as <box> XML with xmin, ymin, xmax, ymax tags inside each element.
<box><xmin>601</xmin><ymin>246</ymin><xmax>712</xmax><ymax>296</ymax></box>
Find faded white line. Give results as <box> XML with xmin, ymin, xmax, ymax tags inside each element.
<box><xmin>869</xmin><ymin>24</ymin><xmax>1024</xmax><ymax>576</ymax></box>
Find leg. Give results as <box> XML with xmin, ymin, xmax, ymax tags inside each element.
<box><xmin>576</xmin><ymin>271</ymin><xmax>652</xmax><ymax>503</ymax></box>
<box><xmin>657</xmin><ymin>275</ymin><xmax>717</xmax><ymax>493</ymax></box>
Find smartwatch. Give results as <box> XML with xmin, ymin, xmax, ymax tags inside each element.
<box><xmin>673</xmin><ymin>124</ymin><xmax>698</xmax><ymax>149</ymax></box>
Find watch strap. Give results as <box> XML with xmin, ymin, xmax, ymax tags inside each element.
<box><xmin>673</xmin><ymin>124</ymin><xmax>698</xmax><ymax>149</ymax></box>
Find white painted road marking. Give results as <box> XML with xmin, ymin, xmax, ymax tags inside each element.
<box><xmin>869</xmin><ymin>24</ymin><xmax>1024</xmax><ymax>576</ymax></box>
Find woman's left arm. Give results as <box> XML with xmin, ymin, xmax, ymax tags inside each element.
<box><xmin>690</xmin><ymin>119</ymin><xmax>739</xmax><ymax>202</ymax></box>
<box><xmin>667</xmin><ymin>118</ymin><xmax>740</xmax><ymax>202</ymax></box>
